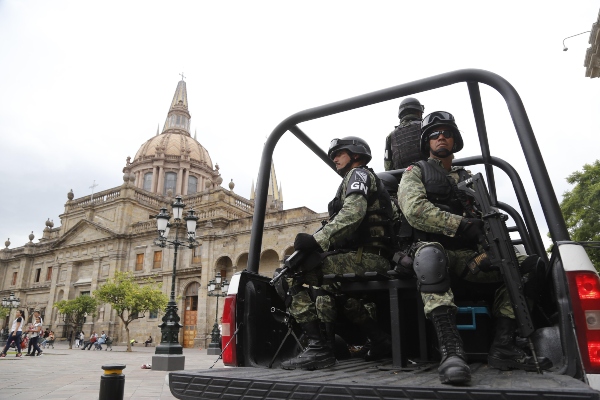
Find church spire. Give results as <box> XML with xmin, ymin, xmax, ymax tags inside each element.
<box><xmin>162</xmin><ymin>76</ymin><xmax>191</xmax><ymax>135</ymax></box>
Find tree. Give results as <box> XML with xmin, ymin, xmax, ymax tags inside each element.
<box><xmin>94</xmin><ymin>271</ymin><xmax>168</xmax><ymax>352</ymax></box>
<box><xmin>0</xmin><ymin>306</ymin><xmax>9</xmax><ymax>320</ymax></box>
<box><xmin>54</xmin><ymin>295</ymin><xmax>99</xmax><ymax>349</ymax></box>
<box><xmin>558</xmin><ymin>160</ymin><xmax>600</xmax><ymax>269</ymax></box>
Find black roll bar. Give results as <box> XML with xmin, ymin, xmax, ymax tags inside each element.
<box><xmin>247</xmin><ymin>69</ymin><xmax>567</xmax><ymax>273</ymax></box>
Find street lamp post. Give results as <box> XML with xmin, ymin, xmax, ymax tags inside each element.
<box><xmin>152</xmin><ymin>196</ymin><xmax>199</xmax><ymax>371</ymax></box>
<box><xmin>1</xmin><ymin>292</ymin><xmax>21</xmax><ymax>343</ymax></box>
<box><xmin>206</xmin><ymin>272</ymin><xmax>229</xmax><ymax>355</ymax></box>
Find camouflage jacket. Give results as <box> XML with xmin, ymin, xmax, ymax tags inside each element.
<box><xmin>397</xmin><ymin>158</ymin><xmax>468</xmax><ymax>237</ymax></box>
<box><xmin>314</xmin><ymin>167</ymin><xmax>385</xmax><ymax>251</ymax></box>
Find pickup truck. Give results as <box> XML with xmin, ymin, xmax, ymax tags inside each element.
<box><xmin>169</xmin><ymin>69</ymin><xmax>600</xmax><ymax>399</ymax></box>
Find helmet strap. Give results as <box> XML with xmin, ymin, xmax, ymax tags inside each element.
<box><xmin>430</xmin><ymin>147</ymin><xmax>452</xmax><ymax>158</ymax></box>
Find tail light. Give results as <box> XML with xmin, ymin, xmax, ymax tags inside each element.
<box><xmin>567</xmin><ymin>271</ymin><xmax>600</xmax><ymax>373</ymax></box>
<box><xmin>221</xmin><ymin>294</ymin><xmax>237</xmax><ymax>366</ymax></box>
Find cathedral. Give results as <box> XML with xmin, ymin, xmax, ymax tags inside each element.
<box><xmin>0</xmin><ymin>79</ymin><xmax>326</xmax><ymax>348</ymax></box>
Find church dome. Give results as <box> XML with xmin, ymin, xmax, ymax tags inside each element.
<box><xmin>133</xmin><ymin>132</ymin><xmax>213</xmax><ymax>168</ymax></box>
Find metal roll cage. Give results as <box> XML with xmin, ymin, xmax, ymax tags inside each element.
<box><xmin>247</xmin><ymin>69</ymin><xmax>567</xmax><ymax>273</ymax></box>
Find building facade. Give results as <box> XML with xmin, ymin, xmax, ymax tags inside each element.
<box><xmin>0</xmin><ymin>79</ymin><xmax>325</xmax><ymax>347</ymax></box>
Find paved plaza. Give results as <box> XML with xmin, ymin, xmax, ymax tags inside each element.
<box><xmin>0</xmin><ymin>340</ymin><xmax>223</xmax><ymax>399</ymax></box>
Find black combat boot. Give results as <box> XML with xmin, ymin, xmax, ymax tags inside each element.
<box><xmin>430</xmin><ymin>306</ymin><xmax>471</xmax><ymax>384</ymax></box>
<box><xmin>359</xmin><ymin>321</ymin><xmax>393</xmax><ymax>361</ymax></box>
<box><xmin>281</xmin><ymin>321</ymin><xmax>336</xmax><ymax>370</ymax></box>
<box><xmin>488</xmin><ymin>317</ymin><xmax>552</xmax><ymax>371</ymax></box>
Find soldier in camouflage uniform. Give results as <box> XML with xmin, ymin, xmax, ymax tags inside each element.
<box><xmin>398</xmin><ymin>111</ymin><xmax>551</xmax><ymax>384</ymax></box>
<box><xmin>281</xmin><ymin>136</ymin><xmax>395</xmax><ymax>370</ymax></box>
<box><xmin>384</xmin><ymin>97</ymin><xmax>426</xmax><ymax>171</ymax></box>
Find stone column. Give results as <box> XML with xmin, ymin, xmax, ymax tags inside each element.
<box><xmin>182</xmin><ymin>170</ymin><xmax>189</xmax><ymax>195</ymax></box>
<box><xmin>157</xmin><ymin>167</ymin><xmax>165</xmax><ymax>195</ymax></box>
<box><xmin>176</xmin><ymin>168</ymin><xmax>183</xmax><ymax>196</ymax></box>
<box><xmin>151</xmin><ymin>167</ymin><xmax>158</xmax><ymax>193</ymax></box>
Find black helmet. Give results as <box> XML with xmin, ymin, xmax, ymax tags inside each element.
<box><xmin>420</xmin><ymin>111</ymin><xmax>463</xmax><ymax>156</ymax></box>
<box><xmin>328</xmin><ymin>136</ymin><xmax>372</xmax><ymax>163</ymax></box>
<box><xmin>398</xmin><ymin>97</ymin><xmax>424</xmax><ymax>119</ymax></box>
<box><xmin>377</xmin><ymin>172</ymin><xmax>398</xmax><ymax>196</ymax></box>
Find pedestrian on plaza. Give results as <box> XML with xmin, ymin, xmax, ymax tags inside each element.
<box><xmin>25</xmin><ymin>316</ymin><xmax>44</xmax><ymax>356</ymax></box>
<box><xmin>0</xmin><ymin>309</ymin><xmax>25</xmax><ymax>357</ymax></box>
<box><xmin>82</xmin><ymin>332</ymin><xmax>96</xmax><ymax>350</ymax></box>
<box><xmin>144</xmin><ymin>336</ymin><xmax>153</xmax><ymax>347</ymax></box>
<box><xmin>95</xmin><ymin>331</ymin><xmax>107</xmax><ymax>350</ymax></box>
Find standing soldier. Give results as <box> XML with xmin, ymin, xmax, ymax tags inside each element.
<box><xmin>384</xmin><ymin>97</ymin><xmax>425</xmax><ymax>171</ymax></box>
<box><xmin>281</xmin><ymin>136</ymin><xmax>395</xmax><ymax>370</ymax></box>
<box><xmin>397</xmin><ymin>111</ymin><xmax>551</xmax><ymax>384</ymax></box>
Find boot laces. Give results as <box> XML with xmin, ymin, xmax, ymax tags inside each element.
<box><xmin>433</xmin><ymin>313</ymin><xmax>463</xmax><ymax>357</ymax></box>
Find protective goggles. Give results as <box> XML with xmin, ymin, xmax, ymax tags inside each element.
<box><xmin>329</xmin><ymin>138</ymin><xmax>357</xmax><ymax>149</ymax></box>
<box><xmin>422</xmin><ymin>111</ymin><xmax>455</xmax><ymax>127</ymax></box>
<box><xmin>428</xmin><ymin>130</ymin><xmax>454</xmax><ymax>140</ymax></box>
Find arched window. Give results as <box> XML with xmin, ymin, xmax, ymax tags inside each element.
<box><xmin>143</xmin><ymin>173</ymin><xmax>153</xmax><ymax>191</ymax></box>
<box><xmin>164</xmin><ymin>172</ymin><xmax>177</xmax><ymax>195</ymax></box>
<box><xmin>188</xmin><ymin>176</ymin><xmax>198</xmax><ymax>194</ymax></box>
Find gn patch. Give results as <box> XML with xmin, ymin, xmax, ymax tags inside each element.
<box><xmin>346</xmin><ymin>169</ymin><xmax>371</xmax><ymax>197</ymax></box>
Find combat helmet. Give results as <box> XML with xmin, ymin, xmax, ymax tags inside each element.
<box><xmin>328</xmin><ymin>136</ymin><xmax>372</xmax><ymax>163</ymax></box>
<box><xmin>398</xmin><ymin>97</ymin><xmax>425</xmax><ymax>119</ymax></box>
<box><xmin>420</xmin><ymin>111</ymin><xmax>463</xmax><ymax>156</ymax></box>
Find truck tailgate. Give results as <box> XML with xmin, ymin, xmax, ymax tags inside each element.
<box><xmin>169</xmin><ymin>359</ymin><xmax>599</xmax><ymax>399</ymax></box>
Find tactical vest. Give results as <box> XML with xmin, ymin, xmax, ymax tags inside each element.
<box><xmin>390</xmin><ymin>120</ymin><xmax>423</xmax><ymax>170</ymax></box>
<box><xmin>328</xmin><ymin>167</ymin><xmax>395</xmax><ymax>252</ymax></box>
<box><xmin>413</xmin><ymin>160</ymin><xmax>474</xmax><ymax>250</ymax></box>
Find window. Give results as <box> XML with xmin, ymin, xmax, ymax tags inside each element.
<box><xmin>164</xmin><ymin>172</ymin><xmax>177</xmax><ymax>195</ymax></box>
<box><xmin>81</xmin><ymin>291</ymin><xmax>90</xmax><ymax>296</ymax></box>
<box><xmin>46</xmin><ymin>266</ymin><xmax>53</xmax><ymax>281</ymax></box>
<box><xmin>135</xmin><ymin>254</ymin><xmax>144</xmax><ymax>271</ymax></box>
<box><xmin>192</xmin><ymin>245</ymin><xmax>201</xmax><ymax>264</ymax></box>
<box><xmin>188</xmin><ymin>176</ymin><xmax>198</xmax><ymax>194</ymax></box>
<box><xmin>221</xmin><ymin>269</ymin><xmax>227</xmax><ymax>280</ymax></box>
<box><xmin>143</xmin><ymin>173</ymin><xmax>153</xmax><ymax>191</ymax></box>
<box><xmin>153</xmin><ymin>251</ymin><xmax>162</xmax><ymax>269</ymax></box>
<box><xmin>149</xmin><ymin>310</ymin><xmax>158</xmax><ymax>319</ymax></box>
<box><xmin>34</xmin><ymin>268</ymin><xmax>41</xmax><ymax>283</ymax></box>
<box><xmin>11</xmin><ymin>272</ymin><xmax>17</xmax><ymax>285</ymax></box>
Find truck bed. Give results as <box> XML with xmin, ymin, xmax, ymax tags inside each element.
<box><xmin>169</xmin><ymin>358</ymin><xmax>600</xmax><ymax>399</ymax></box>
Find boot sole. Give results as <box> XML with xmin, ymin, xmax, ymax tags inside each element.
<box><xmin>439</xmin><ymin>371</ymin><xmax>471</xmax><ymax>385</ymax></box>
<box><xmin>488</xmin><ymin>356</ymin><xmax>552</xmax><ymax>372</ymax></box>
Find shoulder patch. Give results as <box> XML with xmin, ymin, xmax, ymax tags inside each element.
<box><xmin>406</xmin><ymin>165</ymin><xmax>413</xmax><ymax>172</ymax></box>
<box><xmin>346</xmin><ymin>169</ymin><xmax>371</xmax><ymax>197</ymax></box>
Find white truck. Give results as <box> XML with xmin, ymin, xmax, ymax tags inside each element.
<box><xmin>169</xmin><ymin>69</ymin><xmax>600</xmax><ymax>400</ymax></box>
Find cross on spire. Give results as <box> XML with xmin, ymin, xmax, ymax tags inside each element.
<box><xmin>179</xmin><ymin>72</ymin><xmax>186</xmax><ymax>81</ymax></box>
<box><xmin>89</xmin><ymin>180</ymin><xmax>98</xmax><ymax>202</ymax></box>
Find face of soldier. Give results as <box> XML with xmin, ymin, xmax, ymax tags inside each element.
<box><xmin>333</xmin><ymin>150</ymin><xmax>353</xmax><ymax>175</ymax></box>
<box><xmin>429</xmin><ymin>126</ymin><xmax>455</xmax><ymax>159</ymax></box>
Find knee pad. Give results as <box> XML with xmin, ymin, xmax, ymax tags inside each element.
<box><xmin>413</xmin><ymin>243</ymin><xmax>450</xmax><ymax>293</ymax></box>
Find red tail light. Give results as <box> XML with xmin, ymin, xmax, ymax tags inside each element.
<box><xmin>567</xmin><ymin>271</ymin><xmax>600</xmax><ymax>373</ymax></box>
<box><xmin>221</xmin><ymin>294</ymin><xmax>237</xmax><ymax>366</ymax></box>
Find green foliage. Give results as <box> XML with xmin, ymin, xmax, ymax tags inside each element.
<box><xmin>0</xmin><ymin>306</ymin><xmax>9</xmax><ymax>320</ymax></box>
<box><xmin>94</xmin><ymin>271</ymin><xmax>168</xmax><ymax>351</ymax></box>
<box><xmin>54</xmin><ymin>294</ymin><xmax>98</xmax><ymax>348</ymax></box>
<box><xmin>559</xmin><ymin>160</ymin><xmax>600</xmax><ymax>269</ymax></box>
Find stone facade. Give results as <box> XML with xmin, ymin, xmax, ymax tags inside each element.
<box><xmin>0</xmin><ymin>80</ymin><xmax>325</xmax><ymax>347</ymax></box>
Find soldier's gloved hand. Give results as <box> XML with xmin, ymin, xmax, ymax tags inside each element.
<box><xmin>458</xmin><ymin>218</ymin><xmax>484</xmax><ymax>242</ymax></box>
<box><xmin>294</xmin><ymin>233</ymin><xmax>321</xmax><ymax>252</ymax></box>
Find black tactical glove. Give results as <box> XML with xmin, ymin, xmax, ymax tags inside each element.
<box><xmin>458</xmin><ymin>217</ymin><xmax>485</xmax><ymax>243</ymax></box>
<box><xmin>294</xmin><ymin>233</ymin><xmax>321</xmax><ymax>252</ymax></box>
<box><xmin>466</xmin><ymin>252</ymin><xmax>495</xmax><ymax>274</ymax></box>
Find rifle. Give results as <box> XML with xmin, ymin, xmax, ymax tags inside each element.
<box><xmin>269</xmin><ymin>216</ymin><xmax>334</xmax><ymax>286</ymax></box>
<box><xmin>457</xmin><ymin>173</ymin><xmax>542</xmax><ymax>373</ymax></box>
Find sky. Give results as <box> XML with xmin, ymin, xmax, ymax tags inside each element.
<box><xmin>0</xmin><ymin>1</ymin><xmax>599</xmax><ymax>249</ymax></box>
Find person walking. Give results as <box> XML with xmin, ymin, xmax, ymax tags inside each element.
<box><xmin>0</xmin><ymin>310</ymin><xmax>25</xmax><ymax>357</ymax></box>
<box><xmin>25</xmin><ymin>316</ymin><xmax>43</xmax><ymax>356</ymax></box>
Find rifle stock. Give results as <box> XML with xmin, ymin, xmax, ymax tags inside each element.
<box><xmin>457</xmin><ymin>173</ymin><xmax>535</xmax><ymax>338</ymax></box>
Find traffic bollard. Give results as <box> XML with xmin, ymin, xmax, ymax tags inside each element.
<box><xmin>99</xmin><ymin>364</ymin><xmax>126</xmax><ymax>400</ymax></box>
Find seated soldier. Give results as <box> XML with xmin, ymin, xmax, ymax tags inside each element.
<box><xmin>397</xmin><ymin>111</ymin><xmax>551</xmax><ymax>385</ymax></box>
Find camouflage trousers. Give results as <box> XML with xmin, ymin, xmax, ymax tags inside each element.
<box><xmin>416</xmin><ymin>242</ymin><xmax>527</xmax><ymax>319</ymax></box>
<box><xmin>288</xmin><ymin>251</ymin><xmax>390</xmax><ymax>324</ymax></box>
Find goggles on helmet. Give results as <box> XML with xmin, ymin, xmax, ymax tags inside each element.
<box><xmin>428</xmin><ymin>130</ymin><xmax>454</xmax><ymax>140</ymax></box>
<box><xmin>329</xmin><ymin>138</ymin><xmax>359</xmax><ymax>149</ymax></box>
<box><xmin>421</xmin><ymin>111</ymin><xmax>455</xmax><ymax>128</ymax></box>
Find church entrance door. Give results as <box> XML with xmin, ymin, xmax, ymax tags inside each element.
<box><xmin>183</xmin><ymin>282</ymin><xmax>199</xmax><ymax>348</ymax></box>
